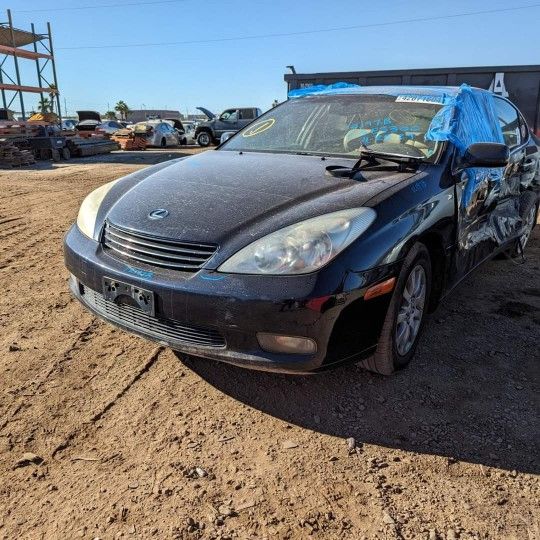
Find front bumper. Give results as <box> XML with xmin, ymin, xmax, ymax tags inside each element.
<box><xmin>64</xmin><ymin>224</ymin><xmax>397</xmax><ymax>373</ymax></box>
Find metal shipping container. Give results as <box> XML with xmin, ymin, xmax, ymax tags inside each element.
<box><xmin>284</xmin><ymin>65</ymin><xmax>540</xmax><ymax>135</ymax></box>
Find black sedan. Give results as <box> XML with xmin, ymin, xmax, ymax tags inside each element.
<box><xmin>64</xmin><ymin>85</ymin><xmax>539</xmax><ymax>374</ymax></box>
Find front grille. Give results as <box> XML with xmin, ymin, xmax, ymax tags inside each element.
<box><xmin>81</xmin><ymin>286</ymin><xmax>226</xmax><ymax>348</ymax></box>
<box><xmin>102</xmin><ymin>222</ymin><xmax>217</xmax><ymax>272</ymax></box>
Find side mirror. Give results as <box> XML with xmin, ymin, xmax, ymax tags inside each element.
<box><xmin>458</xmin><ymin>142</ymin><xmax>509</xmax><ymax>169</ymax></box>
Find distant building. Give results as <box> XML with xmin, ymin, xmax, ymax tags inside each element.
<box><xmin>126</xmin><ymin>109</ymin><xmax>182</xmax><ymax>122</ymax></box>
<box><xmin>0</xmin><ymin>108</ymin><xmax>16</xmax><ymax>120</ymax></box>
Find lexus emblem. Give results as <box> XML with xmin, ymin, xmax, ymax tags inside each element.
<box><xmin>148</xmin><ymin>208</ymin><xmax>169</xmax><ymax>220</ymax></box>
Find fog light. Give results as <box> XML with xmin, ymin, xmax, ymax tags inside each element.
<box><xmin>257</xmin><ymin>333</ymin><xmax>317</xmax><ymax>355</ymax></box>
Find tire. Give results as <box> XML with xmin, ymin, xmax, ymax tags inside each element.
<box><xmin>160</xmin><ymin>138</ymin><xmax>167</xmax><ymax>148</ymax></box>
<box><xmin>507</xmin><ymin>192</ymin><xmax>538</xmax><ymax>257</ymax></box>
<box><xmin>197</xmin><ymin>131</ymin><xmax>212</xmax><ymax>147</ymax></box>
<box><xmin>51</xmin><ymin>149</ymin><xmax>61</xmax><ymax>162</ymax></box>
<box><xmin>62</xmin><ymin>147</ymin><xmax>71</xmax><ymax>160</ymax></box>
<box><xmin>360</xmin><ymin>243</ymin><xmax>432</xmax><ymax>375</ymax></box>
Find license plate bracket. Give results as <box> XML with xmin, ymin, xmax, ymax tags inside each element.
<box><xmin>102</xmin><ymin>277</ymin><xmax>155</xmax><ymax>317</ymax></box>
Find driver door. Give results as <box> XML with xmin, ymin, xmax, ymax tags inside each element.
<box><xmin>215</xmin><ymin>109</ymin><xmax>239</xmax><ymax>137</ymax></box>
<box><xmin>452</xmin><ymin>97</ymin><xmax>527</xmax><ymax>282</ymax></box>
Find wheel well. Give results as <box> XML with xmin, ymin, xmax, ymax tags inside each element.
<box><xmin>325</xmin><ymin>234</ymin><xmax>448</xmax><ymax>365</ymax></box>
<box><xmin>197</xmin><ymin>128</ymin><xmax>212</xmax><ymax>136</ymax></box>
<box><xmin>324</xmin><ymin>293</ymin><xmax>390</xmax><ymax>367</ymax></box>
<box><xmin>417</xmin><ymin>233</ymin><xmax>446</xmax><ymax>312</ymax></box>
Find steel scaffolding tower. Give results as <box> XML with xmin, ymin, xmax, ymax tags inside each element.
<box><xmin>0</xmin><ymin>8</ymin><xmax>60</xmax><ymax>121</ymax></box>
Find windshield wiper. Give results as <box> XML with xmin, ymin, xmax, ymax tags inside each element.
<box><xmin>326</xmin><ymin>146</ymin><xmax>422</xmax><ymax>180</ymax></box>
<box><xmin>355</xmin><ymin>147</ymin><xmax>423</xmax><ymax>167</ymax></box>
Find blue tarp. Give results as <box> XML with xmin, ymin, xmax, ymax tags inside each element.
<box><xmin>425</xmin><ymin>83</ymin><xmax>504</xmax><ymax>153</ymax></box>
<box><xmin>425</xmin><ymin>84</ymin><xmax>505</xmax><ymax>208</ymax></box>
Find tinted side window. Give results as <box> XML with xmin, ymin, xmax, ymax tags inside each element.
<box><xmin>239</xmin><ymin>109</ymin><xmax>255</xmax><ymax>120</ymax></box>
<box><xmin>220</xmin><ymin>109</ymin><xmax>237</xmax><ymax>121</ymax></box>
<box><xmin>493</xmin><ymin>98</ymin><xmax>521</xmax><ymax>148</ymax></box>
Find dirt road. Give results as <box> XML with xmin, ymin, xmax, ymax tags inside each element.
<box><xmin>0</xmin><ymin>150</ymin><xmax>539</xmax><ymax>540</ymax></box>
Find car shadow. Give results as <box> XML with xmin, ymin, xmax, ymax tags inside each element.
<box><xmin>178</xmin><ymin>234</ymin><xmax>540</xmax><ymax>475</ymax></box>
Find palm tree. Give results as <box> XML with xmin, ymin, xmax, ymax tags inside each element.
<box><xmin>114</xmin><ymin>100</ymin><xmax>130</xmax><ymax>121</ymax></box>
<box><xmin>37</xmin><ymin>98</ymin><xmax>52</xmax><ymax>113</ymax></box>
<box><xmin>103</xmin><ymin>111</ymin><xmax>118</xmax><ymax>120</ymax></box>
<box><xmin>48</xmin><ymin>84</ymin><xmax>58</xmax><ymax>113</ymax></box>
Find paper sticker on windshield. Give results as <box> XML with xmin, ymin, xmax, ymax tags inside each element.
<box><xmin>395</xmin><ymin>95</ymin><xmax>445</xmax><ymax>105</ymax></box>
<box><xmin>242</xmin><ymin>118</ymin><xmax>275</xmax><ymax>137</ymax></box>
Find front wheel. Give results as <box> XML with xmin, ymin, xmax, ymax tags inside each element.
<box><xmin>197</xmin><ymin>131</ymin><xmax>211</xmax><ymax>147</ymax></box>
<box><xmin>361</xmin><ymin>243</ymin><xmax>432</xmax><ymax>375</ymax></box>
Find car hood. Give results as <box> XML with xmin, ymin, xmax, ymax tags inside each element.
<box><xmin>196</xmin><ymin>107</ymin><xmax>215</xmax><ymax>120</ymax></box>
<box><xmin>103</xmin><ymin>150</ymin><xmax>421</xmax><ymax>252</ymax></box>
<box><xmin>77</xmin><ymin>110</ymin><xmax>101</xmax><ymax>122</ymax></box>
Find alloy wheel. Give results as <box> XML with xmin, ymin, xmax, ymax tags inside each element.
<box><xmin>395</xmin><ymin>264</ymin><xmax>427</xmax><ymax>356</ymax></box>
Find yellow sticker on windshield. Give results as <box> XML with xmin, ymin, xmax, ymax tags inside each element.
<box><xmin>242</xmin><ymin>118</ymin><xmax>275</xmax><ymax>137</ymax></box>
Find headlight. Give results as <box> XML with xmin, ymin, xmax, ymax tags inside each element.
<box><xmin>218</xmin><ymin>208</ymin><xmax>376</xmax><ymax>275</ymax></box>
<box><xmin>76</xmin><ymin>180</ymin><xmax>119</xmax><ymax>239</ymax></box>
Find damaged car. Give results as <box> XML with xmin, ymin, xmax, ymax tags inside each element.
<box><xmin>64</xmin><ymin>84</ymin><xmax>539</xmax><ymax>375</ymax></box>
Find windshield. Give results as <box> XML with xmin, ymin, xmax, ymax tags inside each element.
<box><xmin>221</xmin><ymin>94</ymin><xmax>444</xmax><ymax>161</ymax></box>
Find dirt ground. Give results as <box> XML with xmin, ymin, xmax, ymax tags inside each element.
<box><xmin>0</xmin><ymin>149</ymin><xmax>539</xmax><ymax>540</ymax></box>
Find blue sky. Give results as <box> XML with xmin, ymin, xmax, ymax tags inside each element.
<box><xmin>5</xmin><ymin>0</ymin><xmax>540</xmax><ymax>117</ymax></box>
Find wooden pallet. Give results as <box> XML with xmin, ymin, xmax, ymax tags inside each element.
<box><xmin>111</xmin><ymin>133</ymin><xmax>146</xmax><ymax>150</ymax></box>
<box><xmin>0</xmin><ymin>140</ymin><xmax>35</xmax><ymax>168</ymax></box>
<box><xmin>66</xmin><ymin>137</ymin><xmax>119</xmax><ymax>157</ymax></box>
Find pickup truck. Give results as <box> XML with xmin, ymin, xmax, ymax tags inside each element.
<box><xmin>195</xmin><ymin>107</ymin><xmax>262</xmax><ymax>146</ymax></box>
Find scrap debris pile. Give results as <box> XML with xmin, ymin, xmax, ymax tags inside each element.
<box><xmin>0</xmin><ymin>118</ymin><xmax>120</xmax><ymax>167</ymax></box>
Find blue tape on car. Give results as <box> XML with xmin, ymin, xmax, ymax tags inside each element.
<box><xmin>288</xmin><ymin>82</ymin><xmax>362</xmax><ymax>98</ymax></box>
<box><xmin>125</xmin><ymin>265</ymin><xmax>154</xmax><ymax>279</ymax></box>
<box><xmin>200</xmin><ymin>274</ymin><xmax>225</xmax><ymax>281</ymax></box>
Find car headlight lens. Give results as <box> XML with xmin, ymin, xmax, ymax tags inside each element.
<box><xmin>76</xmin><ymin>180</ymin><xmax>119</xmax><ymax>239</ymax></box>
<box><xmin>218</xmin><ymin>208</ymin><xmax>376</xmax><ymax>275</ymax></box>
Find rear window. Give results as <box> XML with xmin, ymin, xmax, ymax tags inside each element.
<box><xmin>239</xmin><ymin>109</ymin><xmax>256</xmax><ymax>120</ymax></box>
